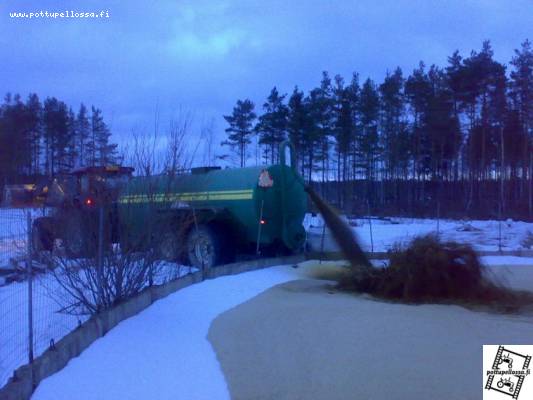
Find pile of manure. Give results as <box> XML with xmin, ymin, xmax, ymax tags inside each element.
<box><xmin>341</xmin><ymin>235</ymin><xmax>533</xmax><ymax>311</ymax></box>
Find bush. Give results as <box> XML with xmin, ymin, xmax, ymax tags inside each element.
<box><xmin>341</xmin><ymin>235</ymin><xmax>533</xmax><ymax>310</ymax></box>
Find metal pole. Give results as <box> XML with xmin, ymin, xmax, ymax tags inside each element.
<box><xmin>255</xmin><ymin>199</ymin><xmax>264</xmax><ymax>256</ymax></box>
<box><xmin>319</xmin><ymin>221</ymin><xmax>326</xmax><ymax>265</ymax></box>
<box><xmin>367</xmin><ymin>200</ymin><xmax>374</xmax><ymax>253</ymax></box>
<box><xmin>26</xmin><ymin>211</ymin><xmax>34</xmax><ymax>364</ymax></box>
<box><xmin>498</xmin><ymin>201</ymin><xmax>502</xmax><ymax>253</ymax></box>
<box><xmin>436</xmin><ymin>201</ymin><xmax>440</xmax><ymax>237</ymax></box>
<box><xmin>97</xmin><ymin>206</ymin><xmax>105</xmax><ymax>307</ymax></box>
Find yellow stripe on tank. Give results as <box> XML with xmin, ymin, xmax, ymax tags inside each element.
<box><xmin>118</xmin><ymin>189</ymin><xmax>254</xmax><ymax>203</ymax></box>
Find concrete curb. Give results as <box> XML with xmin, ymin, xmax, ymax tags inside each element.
<box><xmin>0</xmin><ymin>255</ymin><xmax>304</xmax><ymax>400</ymax></box>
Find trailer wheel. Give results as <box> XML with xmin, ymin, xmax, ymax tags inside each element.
<box><xmin>32</xmin><ymin>218</ymin><xmax>54</xmax><ymax>252</ymax></box>
<box><xmin>186</xmin><ymin>225</ymin><xmax>224</xmax><ymax>269</ymax></box>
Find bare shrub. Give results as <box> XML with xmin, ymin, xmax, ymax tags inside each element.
<box><xmin>44</xmin><ymin>248</ymin><xmax>164</xmax><ymax>316</ymax></box>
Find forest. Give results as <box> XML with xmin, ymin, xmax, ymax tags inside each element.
<box><xmin>0</xmin><ymin>94</ymin><xmax>119</xmax><ymax>184</ymax></box>
<box><xmin>1</xmin><ymin>40</ymin><xmax>531</xmax><ymax>220</ymax></box>
<box><xmin>223</xmin><ymin>40</ymin><xmax>532</xmax><ymax>220</ymax></box>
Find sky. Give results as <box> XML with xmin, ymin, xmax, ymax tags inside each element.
<box><xmin>0</xmin><ymin>0</ymin><xmax>531</xmax><ymax>163</ymax></box>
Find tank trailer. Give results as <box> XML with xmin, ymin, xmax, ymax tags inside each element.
<box><xmin>32</xmin><ymin>142</ymin><xmax>307</xmax><ymax>269</ymax></box>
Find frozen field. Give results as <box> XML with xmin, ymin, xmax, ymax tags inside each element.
<box><xmin>305</xmin><ymin>214</ymin><xmax>533</xmax><ymax>253</ymax></box>
<box><xmin>30</xmin><ymin>258</ymin><xmax>533</xmax><ymax>400</ymax></box>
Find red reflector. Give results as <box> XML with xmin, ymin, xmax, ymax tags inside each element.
<box><xmin>85</xmin><ymin>198</ymin><xmax>93</xmax><ymax>206</ymax></box>
<box><xmin>260</xmin><ymin>219</ymin><xmax>266</xmax><ymax>225</ymax></box>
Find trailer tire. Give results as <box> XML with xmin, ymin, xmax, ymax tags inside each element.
<box><xmin>32</xmin><ymin>218</ymin><xmax>54</xmax><ymax>252</ymax></box>
<box><xmin>186</xmin><ymin>225</ymin><xmax>229</xmax><ymax>269</ymax></box>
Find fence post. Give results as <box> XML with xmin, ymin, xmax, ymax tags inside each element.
<box><xmin>26</xmin><ymin>210</ymin><xmax>34</xmax><ymax>364</ymax></box>
<box><xmin>366</xmin><ymin>200</ymin><xmax>374</xmax><ymax>253</ymax></box>
<box><xmin>97</xmin><ymin>206</ymin><xmax>105</xmax><ymax>306</ymax></box>
<box><xmin>319</xmin><ymin>221</ymin><xmax>326</xmax><ymax>264</ymax></box>
<box><xmin>498</xmin><ymin>201</ymin><xmax>503</xmax><ymax>253</ymax></box>
<box><xmin>436</xmin><ymin>201</ymin><xmax>440</xmax><ymax>237</ymax></box>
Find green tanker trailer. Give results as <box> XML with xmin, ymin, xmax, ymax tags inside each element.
<box><xmin>118</xmin><ymin>142</ymin><xmax>307</xmax><ymax>268</ymax></box>
<box><xmin>32</xmin><ymin>142</ymin><xmax>308</xmax><ymax>269</ymax></box>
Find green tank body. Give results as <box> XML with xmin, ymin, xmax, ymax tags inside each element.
<box><xmin>117</xmin><ymin>143</ymin><xmax>306</xmax><ymax>266</ymax></box>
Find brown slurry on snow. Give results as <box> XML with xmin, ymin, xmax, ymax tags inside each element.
<box><xmin>207</xmin><ymin>278</ymin><xmax>533</xmax><ymax>400</ymax></box>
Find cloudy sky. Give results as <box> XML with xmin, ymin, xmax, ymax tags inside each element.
<box><xmin>1</xmin><ymin>0</ymin><xmax>531</xmax><ymax>160</ymax></box>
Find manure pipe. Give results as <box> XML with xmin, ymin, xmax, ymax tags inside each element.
<box><xmin>281</xmin><ymin>140</ymin><xmax>373</xmax><ymax>273</ymax></box>
<box><xmin>303</xmin><ymin>185</ymin><xmax>373</xmax><ymax>273</ymax></box>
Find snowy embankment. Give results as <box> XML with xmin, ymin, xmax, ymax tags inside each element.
<box><xmin>31</xmin><ymin>258</ymin><xmax>533</xmax><ymax>400</ymax></box>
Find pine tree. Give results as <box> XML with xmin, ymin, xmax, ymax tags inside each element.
<box><xmin>358</xmin><ymin>78</ymin><xmax>381</xmax><ymax>185</ymax></box>
<box><xmin>76</xmin><ymin>104</ymin><xmax>90</xmax><ymax>167</ymax></box>
<box><xmin>43</xmin><ymin>97</ymin><xmax>70</xmax><ymax>175</ymax></box>
<box><xmin>255</xmin><ymin>87</ymin><xmax>288</xmax><ymax>164</ymax></box>
<box><xmin>379</xmin><ymin>68</ymin><xmax>405</xmax><ymax>181</ymax></box>
<box><xmin>222</xmin><ymin>99</ymin><xmax>257</xmax><ymax>167</ymax></box>
<box><xmin>25</xmin><ymin>93</ymin><xmax>42</xmax><ymax>176</ymax></box>
<box><xmin>510</xmin><ymin>39</ymin><xmax>533</xmax><ymax>216</ymax></box>
<box><xmin>89</xmin><ymin>106</ymin><xmax>118</xmax><ymax>166</ymax></box>
<box><xmin>66</xmin><ymin>108</ymin><xmax>77</xmax><ymax>170</ymax></box>
<box><xmin>287</xmin><ymin>87</ymin><xmax>308</xmax><ymax>176</ymax></box>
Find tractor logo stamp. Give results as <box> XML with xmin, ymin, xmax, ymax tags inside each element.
<box><xmin>484</xmin><ymin>345</ymin><xmax>532</xmax><ymax>399</ymax></box>
<box><xmin>258</xmin><ymin>169</ymin><xmax>274</xmax><ymax>188</ymax></box>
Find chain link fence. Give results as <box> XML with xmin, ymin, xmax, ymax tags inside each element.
<box><xmin>0</xmin><ymin>207</ymin><xmax>87</xmax><ymax>387</ymax></box>
<box><xmin>0</xmin><ymin>205</ymin><xmax>190</xmax><ymax>389</ymax></box>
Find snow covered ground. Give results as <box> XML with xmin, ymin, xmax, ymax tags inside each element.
<box><xmin>305</xmin><ymin>214</ymin><xmax>533</xmax><ymax>253</ymax></box>
<box><xmin>0</xmin><ymin>208</ymin><xmax>29</xmax><ymax>272</ymax></box>
<box><xmin>0</xmin><ymin>262</ymin><xmax>190</xmax><ymax>388</ymax></box>
<box><xmin>30</xmin><ymin>258</ymin><xmax>533</xmax><ymax>400</ymax></box>
<box><xmin>31</xmin><ymin>265</ymin><xmax>301</xmax><ymax>400</ymax></box>
<box><xmin>0</xmin><ymin>274</ymin><xmax>89</xmax><ymax>387</ymax></box>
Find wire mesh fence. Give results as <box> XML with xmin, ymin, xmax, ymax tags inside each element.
<box><xmin>0</xmin><ymin>207</ymin><xmax>32</xmax><ymax>386</ymax></box>
<box><xmin>0</xmin><ymin>205</ymin><xmax>191</xmax><ymax>389</ymax></box>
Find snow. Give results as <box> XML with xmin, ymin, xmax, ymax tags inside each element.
<box><xmin>0</xmin><ymin>208</ymin><xmax>28</xmax><ymax>269</ymax></box>
<box><xmin>305</xmin><ymin>214</ymin><xmax>533</xmax><ymax>253</ymax></box>
<box><xmin>31</xmin><ymin>266</ymin><xmax>300</xmax><ymax>400</ymax></box>
<box><xmin>0</xmin><ymin>274</ymin><xmax>87</xmax><ymax>387</ymax></box>
<box><xmin>0</xmin><ymin>262</ymin><xmax>191</xmax><ymax>388</ymax></box>
<box><xmin>31</xmin><ymin>258</ymin><xmax>533</xmax><ymax>400</ymax></box>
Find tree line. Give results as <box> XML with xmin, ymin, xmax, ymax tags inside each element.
<box><xmin>222</xmin><ymin>40</ymin><xmax>532</xmax><ymax>220</ymax></box>
<box><xmin>0</xmin><ymin>93</ymin><xmax>119</xmax><ymax>186</ymax></box>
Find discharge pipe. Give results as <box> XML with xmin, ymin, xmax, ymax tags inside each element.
<box><xmin>279</xmin><ymin>140</ymin><xmax>373</xmax><ymax>274</ymax></box>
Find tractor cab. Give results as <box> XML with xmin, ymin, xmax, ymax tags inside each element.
<box><xmin>38</xmin><ymin>166</ymin><xmax>134</xmax><ymax>208</ymax></box>
<box><xmin>32</xmin><ymin>166</ymin><xmax>134</xmax><ymax>256</ymax></box>
<box><xmin>70</xmin><ymin>166</ymin><xmax>134</xmax><ymax>207</ymax></box>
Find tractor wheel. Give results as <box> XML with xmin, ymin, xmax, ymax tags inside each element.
<box><xmin>32</xmin><ymin>218</ymin><xmax>54</xmax><ymax>252</ymax></box>
<box><xmin>186</xmin><ymin>225</ymin><xmax>227</xmax><ymax>269</ymax></box>
<box><xmin>158</xmin><ymin>231</ymin><xmax>181</xmax><ymax>261</ymax></box>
